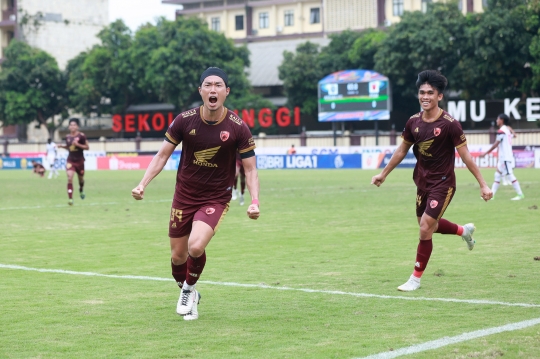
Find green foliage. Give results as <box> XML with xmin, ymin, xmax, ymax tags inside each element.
<box><xmin>278</xmin><ymin>42</ymin><xmax>323</xmax><ymax>117</ymax></box>
<box><xmin>0</xmin><ymin>40</ymin><xmax>68</xmax><ymax>134</ymax></box>
<box><xmin>374</xmin><ymin>2</ymin><xmax>468</xmax><ymax>98</ymax></box>
<box><xmin>347</xmin><ymin>29</ymin><xmax>388</xmax><ymax>71</ymax></box>
<box><xmin>318</xmin><ymin>30</ymin><xmax>363</xmax><ymax>76</ymax></box>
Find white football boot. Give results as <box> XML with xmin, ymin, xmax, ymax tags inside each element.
<box><xmin>232</xmin><ymin>189</ymin><xmax>238</xmax><ymax>201</ymax></box>
<box><xmin>239</xmin><ymin>194</ymin><xmax>244</xmax><ymax>206</ymax></box>
<box><xmin>461</xmin><ymin>223</ymin><xmax>476</xmax><ymax>251</ymax></box>
<box><xmin>511</xmin><ymin>194</ymin><xmax>525</xmax><ymax>201</ymax></box>
<box><xmin>397</xmin><ymin>275</ymin><xmax>421</xmax><ymax>292</ymax></box>
<box><xmin>176</xmin><ymin>285</ymin><xmax>197</xmax><ymax>316</ymax></box>
<box><xmin>183</xmin><ymin>291</ymin><xmax>201</xmax><ymax>321</ymax></box>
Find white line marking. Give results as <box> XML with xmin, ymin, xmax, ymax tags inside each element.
<box><xmin>0</xmin><ymin>199</ymin><xmax>171</xmax><ymax>211</ymax></box>
<box><xmin>356</xmin><ymin>317</ymin><xmax>540</xmax><ymax>359</ymax></box>
<box><xmin>1</xmin><ymin>264</ymin><xmax>539</xmax><ymax>308</ymax></box>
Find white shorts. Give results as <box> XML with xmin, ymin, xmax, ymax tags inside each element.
<box><xmin>497</xmin><ymin>160</ymin><xmax>515</xmax><ymax>176</ymax></box>
<box><xmin>47</xmin><ymin>155</ymin><xmax>56</xmax><ymax>168</ymax></box>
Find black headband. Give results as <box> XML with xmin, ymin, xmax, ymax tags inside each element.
<box><xmin>200</xmin><ymin>67</ymin><xmax>228</xmax><ymax>87</ymax></box>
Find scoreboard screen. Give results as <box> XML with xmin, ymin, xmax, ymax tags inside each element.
<box><xmin>318</xmin><ymin>70</ymin><xmax>391</xmax><ymax>122</ymax></box>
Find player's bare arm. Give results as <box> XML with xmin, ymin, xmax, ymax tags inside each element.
<box><xmin>371</xmin><ymin>141</ymin><xmax>413</xmax><ymax>187</ymax></box>
<box><xmin>456</xmin><ymin>145</ymin><xmax>492</xmax><ymax>201</ymax></box>
<box><xmin>242</xmin><ymin>156</ymin><xmax>260</xmax><ymax>220</ymax></box>
<box><xmin>480</xmin><ymin>140</ymin><xmax>500</xmax><ymax>158</ymax></box>
<box><xmin>132</xmin><ymin>141</ymin><xmax>176</xmax><ymax>200</ymax></box>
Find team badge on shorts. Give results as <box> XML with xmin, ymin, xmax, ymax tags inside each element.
<box><xmin>220</xmin><ymin>131</ymin><xmax>230</xmax><ymax>142</ymax></box>
<box><xmin>206</xmin><ymin>207</ymin><xmax>216</xmax><ymax>215</ymax></box>
<box><xmin>430</xmin><ymin>200</ymin><xmax>438</xmax><ymax>208</ymax></box>
<box><xmin>434</xmin><ymin>128</ymin><xmax>441</xmax><ymax>136</ymax></box>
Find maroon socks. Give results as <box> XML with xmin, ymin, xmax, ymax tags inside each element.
<box><xmin>186</xmin><ymin>252</ymin><xmax>206</xmax><ymax>285</ymax></box>
<box><xmin>413</xmin><ymin>239</ymin><xmax>433</xmax><ymax>278</ymax></box>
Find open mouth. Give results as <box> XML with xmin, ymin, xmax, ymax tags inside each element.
<box><xmin>209</xmin><ymin>96</ymin><xmax>218</xmax><ymax>104</ymax></box>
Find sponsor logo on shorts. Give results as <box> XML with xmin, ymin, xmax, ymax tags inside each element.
<box><xmin>434</xmin><ymin>128</ymin><xmax>441</xmax><ymax>136</ymax></box>
<box><xmin>414</xmin><ymin>127</ymin><xmax>419</xmax><ymax>133</ymax></box>
<box><xmin>189</xmin><ymin>129</ymin><xmax>196</xmax><ymax>135</ymax></box>
<box><xmin>206</xmin><ymin>207</ymin><xmax>215</xmax><ymax>215</ymax></box>
<box><xmin>193</xmin><ymin>146</ymin><xmax>220</xmax><ymax>167</ymax></box>
<box><xmin>220</xmin><ymin>131</ymin><xmax>230</xmax><ymax>142</ymax></box>
<box><xmin>430</xmin><ymin>200</ymin><xmax>438</xmax><ymax>208</ymax></box>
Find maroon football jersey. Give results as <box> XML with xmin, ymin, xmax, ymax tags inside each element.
<box><xmin>402</xmin><ymin>109</ymin><xmax>467</xmax><ymax>191</ymax></box>
<box><xmin>65</xmin><ymin>132</ymin><xmax>87</xmax><ymax>163</ymax></box>
<box><xmin>166</xmin><ymin>106</ymin><xmax>256</xmax><ymax>204</ymax></box>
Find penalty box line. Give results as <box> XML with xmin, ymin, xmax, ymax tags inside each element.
<box><xmin>1</xmin><ymin>263</ymin><xmax>539</xmax><ymax>309</ymax></box>
<box><xmin>356</xmin><ymin>316</ymin><xmax>540</xmax><ymax>359</ymax></box>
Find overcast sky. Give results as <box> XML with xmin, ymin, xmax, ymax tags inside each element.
<box><xmin>109</xmin><ymin>0</ymin><xmax>183</xmax><ymax>32</ymax></box>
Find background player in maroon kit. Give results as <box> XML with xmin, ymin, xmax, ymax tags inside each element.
<box><xmin>31</xmin><ymin>161</ymin><xmax>45</xmax><ymax>177</ymax></box>
<box><xmin>131</xmin><ymin>67</ymin><xmax>260</xmax><ymax>320</ymax></box>
<box><xmin>371</xmin><ymin>70</ymin><xmax>492</xmax><ymax>291</ymax></box>
<box><xmin>59</xmin><ymin>118</ymin><xmax>89</xmax><ymax>206</ymax></box>
<box><xmin>232</xmin><ymin>151</ymin><xmax>246</xmax><ymax>205</ymax></box>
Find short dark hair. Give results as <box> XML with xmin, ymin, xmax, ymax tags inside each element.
<box><xmin>416</xmin><ymin>70</ymin><xmax>448</xmax><ymax>94</ymax></box>
<box><xmin>498</xmin><ymin>113</ymin><xmax>510</xmax><ymax>125</ymax></box>
<box><xmin>69</xmin><ymin>118</ymin><xmax>80</xmax><ymax>126</ymax></box>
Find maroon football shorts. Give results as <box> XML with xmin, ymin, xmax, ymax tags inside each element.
<box><xmin>169</xmin><ymin>200</ymin><xmax>230</xmax><ymax>238</ymax></box>
<box><xmin>416</xmin><ymin>186</ymin><xmax>456</xmax><ymax>220</ymax></box>
<box><xmin>66</xmin><ymin>160</ymin><xmax>85</xmax><ymax>175</ymax></box>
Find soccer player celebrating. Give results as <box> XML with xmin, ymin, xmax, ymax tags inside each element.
<box><xmin>480</xmin><ymin>114</ymin><xmax>524</xmax><ymax>200</ymax></box>
<box><xmin>232</xmin><ymin>151</ymin><xmax>246</xmax><ymax>205</ymax></box>
<box><xmin>59</xmin><ymin>119</ymin><xmax>88</xmax><ymax>205</ymax></box>
<box><xmin>46</xmin><ymin>138</ymin><xmax>59</xmax><ymax>179</ymax></box>
<box><xmin>371</xmin><ymin>70</ymin><xmax>492</xmax><ymax>292</ymax></box>
<box><xmin>131</xmin><ymin>67</ymin><xmax>260</xmax><ymax>320</ymax></box>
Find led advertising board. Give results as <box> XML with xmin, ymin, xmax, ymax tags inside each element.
<box><xmin>318</xmin><ymin>70</ymin><xmax>391</xmax><ymax>122</ymax></box>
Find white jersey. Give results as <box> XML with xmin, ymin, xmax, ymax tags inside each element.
<box><xmin>496</xmin><ymin>125</ymin><xmax>514</xmax><ymax>162</ymax></box>
<box><xmin>46</xmin><ymin>142</ymin><xmax>57</xmax><ymax>157</ymax></box>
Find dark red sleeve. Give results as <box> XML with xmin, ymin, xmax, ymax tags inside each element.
<box><xmin>450</xmin><ymin>120</ymin><xmax>467</xmax><ymax>149</ymax></box>
<box><xmin>165</xmin><ymin>115</ymin><xmax>184</xmax><ymax>146</ymax></box>
<box><xmin>237</xmin><ymin>122</ymin><xmax>256</xmax><ymax>154</ymax></box>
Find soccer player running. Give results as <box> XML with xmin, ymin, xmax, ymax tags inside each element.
<box><xmin>371</xmin><ymin>70</ymin><xmax>492</xmax><ymax>292</ymax></box>
<box><xmin>232</xmin><ymin>151</ymin><xmax>246</xmax><ymax>205</ymax></box>
<box><xmin>480</xmin><ymin>114</ymin><xmax>524</xmax><ymax>200</ymax></box>
<box><xmin>131</xmin><ymin>67</ymin><xmax>260</xmax><ymax>320</ymax></box>
<box><xmin>46</xmin><ymin>138</ymin><xmax>59</xmax><ymax>179</ymax></box>
<box><xmin>58</xmin><ymin>119</ymin><xmax>88</xmax><ymax>205</ymax></box>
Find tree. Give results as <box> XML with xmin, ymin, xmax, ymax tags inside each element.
<box><xmin>66</xmin><ymin>20</ymin><xmax>150</xmax><ymax>116</ymax></box>
<box><xmin>278</xmin><ymin>42</ymin><xmax>323</xmax><ymax>118</ymax></box>
<box><xmin>0</xmin><ymin>40</ymin><xmax>68</xmax><ymax>139</ymax></box>
<box><xmin>318</xmin><ymin>30</ymin><xmax>363</xmax><ymax>76</ymax></box>
<box><xmin>347</xmin><ymin>29</ymin><xmax>387</xmax><ymax>70</ymax></box>
<box><xmin>456</xmin><ymin>0</ymin><xmax>539</xmax><ymax>99</ymax></box>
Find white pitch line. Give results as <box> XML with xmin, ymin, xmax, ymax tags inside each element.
<box><xmin>356</xmin><ymin>316</ymin><xmax>540</xmax><ymax>359</ymax></box>
<box><xmin>1</xmin><ymin>264</ymin><xmax>539</xmax><ymax>309</ymax></box>
<box><xmin>0</xmin><ymin>199</ymin><xmax>171</xmax><ymax>211</ymax></box>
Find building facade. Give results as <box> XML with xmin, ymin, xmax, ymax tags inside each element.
<box><xmin>0</xmin><ymin>0</ymin><xmax>108</xmax><ymax>69</ymax></box>
<box><xmin>385</xmin><ymin>0</ymin><xmax>485</xmax><ymax>26</ymax></box>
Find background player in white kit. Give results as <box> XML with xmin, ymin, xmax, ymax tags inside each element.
<box><xmin>46</xmin><ymin>138</ymin><xmax>59</xmax><ymax>179</ymax></box>
<box><xmin>481</xmin><ymin>114</ymin><xmax>524</xmax><ymax>200</ymax></box>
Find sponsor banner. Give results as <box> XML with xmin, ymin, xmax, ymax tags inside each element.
<box><xmin>164</xmin><ymin>152</ymin><xmax>181</xmax><ymax>171</ymax></box>
<box><xmin>256</xmin><ymin>154</ymin><xmax>361</xmax><ymax>169</ymax></box>
<box><xmin>514</xmin><ymin>150</ymin><xmax>535</xmax><ymax>168</ymax></box>
<box><xmin>0</xmin><ymin>157</ymin><xmax>43</xmax><ymax>170</ymax></box>
<box><xmin>378</xmin><ymin>153</ymin><xmax>417</xmax><ymax>168</ymax></box>
<box><xmin>97</xmin><ymin>156</ymin><xmax>154</xmax><ymax>170</ymax></box>
<box><xmin>255</xmin><ymin>146</ymin><xmax>396</xmax><ymax>156</ymax></box>
<box><xmin>536</xmin><ymin>149</ymin><xmax>540</xmax><ymax>168</ymax></box>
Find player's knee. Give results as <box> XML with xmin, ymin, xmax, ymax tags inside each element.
<box><xmin>188</xmin><ymin>243</ymin><xmax>205</xmax><ymax>258</ymax></box>
<box><xmin>171</xmin><ymin>251</ymin><xmax>188</xmax><ymax>264</ymax></box>
<box><xmin>494</xmin><ymin>172</ymin><xmax>501</xmax><ymax>182</ymax></box>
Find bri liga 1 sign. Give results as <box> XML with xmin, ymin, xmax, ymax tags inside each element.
<box><xmin>112</xmin><ymin>107</ymin><xmax>301</xmax><ymax>137</ymax></box>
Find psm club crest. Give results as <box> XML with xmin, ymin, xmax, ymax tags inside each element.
<box><xmin>220</xmin><ymin>131</ymin><xmax>230</xmax><ymax>141</ymax></box>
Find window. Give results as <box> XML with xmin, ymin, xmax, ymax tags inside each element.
<box><xmin>393</xmin><ymin>0</ymin><xmax>404</xmax><ymax>16</ymax></box>
<box><xmin>259</xmin><ymin>12</ymin><xmax>269</xmax><ymax>29</ymax></box>
<box><xmin>421</xmin><ymin>0</ymin><xmax>431</xmax><ymax>13</ymax></box>
<box><xmin>284</xmin><ymin>10</ymin><xmax>294</xmax><ymax>26</ymax></box>
<box><xmin>310</xmin><ymin>8</ymin><xmax>320</xmax><ymax>24</ymax></box>
<box><xmin>235</xmin><ymin>15</ymin><xmax>244</xmax><ymax>30</ymax></box>
<box><xmin>457</xmin><ymin>0</ymin><xmax>462</xmax><ymax>11</ymax></box>
<box><xmin>211</xmin><ymin>17</ymin><xmax>220</xmax><ymax>31</ymax></box>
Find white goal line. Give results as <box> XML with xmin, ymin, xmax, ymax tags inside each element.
<box><xmin>1</xmin><ymin>263</ymin><xmax>539</xmax><ymax>309</ymax></box>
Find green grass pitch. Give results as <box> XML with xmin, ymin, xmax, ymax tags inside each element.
<box><xmin>1</xmin><ymin>168</ymin><xmax>539</xmax><ymax>358</ymax></box>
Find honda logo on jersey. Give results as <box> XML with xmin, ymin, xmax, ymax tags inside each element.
<box><xmin>434</xmin><ymin>128</ymin><xmax>441</xmax><ymax>136</ymax></box>
<box><xmin>220</xmin><ymin>131</ymin><xmax>229</xmax><ymax>141</ymax></box>
<box><xmin>430</xmin><ymin>200</ymin><xmax>438</xmax><ymax>208</ymax></box>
